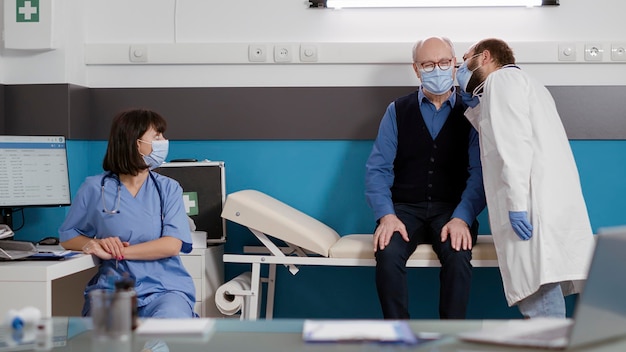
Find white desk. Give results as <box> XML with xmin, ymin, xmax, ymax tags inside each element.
<box><xmin>0</xmin><ymin>247</ymin><xmax>224</xmax><ymax>318</ymax></box>
<box><xmin>0</xmin><ymin>254</ymin><xmax>99</xmax><ymax>317</ymax></box>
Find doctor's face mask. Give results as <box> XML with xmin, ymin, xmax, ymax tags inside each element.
<box><xmin>457</xmin><ymin>52</ymin><xmax>486</xmax><ymax>97</ymax></box>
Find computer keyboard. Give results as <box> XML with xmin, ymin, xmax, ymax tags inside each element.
<box><xmin>517</xmin><ymin>325</ymin><xmax>571</xmax><ymax>341</ymax></box>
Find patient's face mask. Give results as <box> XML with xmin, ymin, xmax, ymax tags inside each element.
<box><xmin>419</xmin><ymin>67</ymin><xmax>454</xmax><ymax>95</ymax></box>
<box><xmin>139</xmin><ymin>139</ymin><xmax>169</xmax><ymax>170</ymax></box>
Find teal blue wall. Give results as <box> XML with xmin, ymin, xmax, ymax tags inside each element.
<box><xmin>12</xmin><ymin>140</ymin><xmax>626</xmax><ymax>319</ymax></box>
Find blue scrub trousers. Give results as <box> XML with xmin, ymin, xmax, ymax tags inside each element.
<box><xmin>375</xmin><ymin>202</ymin><xmax>478</xmax><ymax>319</ymax></box>
<box><xmin>83</xmin><ymin>291</ymin><xmax>196</xmax><ymax>319</ymax></box>
<box><xmin>138</xmin><ymin>292</ymin><xmax>197</xmax><ymax>318</ymax></box>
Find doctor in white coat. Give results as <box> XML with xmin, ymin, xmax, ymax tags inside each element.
<box><xmin>457</xmin><ymin>38</ymin><xmax>595</xmax><ymax>318</ymax></box>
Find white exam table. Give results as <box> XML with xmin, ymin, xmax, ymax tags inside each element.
<box><xmin>221</xmin><ymin>189</ymin><xmax>498</xmax><ymax>320</ymax></box>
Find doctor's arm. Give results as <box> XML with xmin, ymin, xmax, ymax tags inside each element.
<box><xmin>488</xmin><ymin>73</ymin><xmax>534</xmax><ymax>239</ymax></box>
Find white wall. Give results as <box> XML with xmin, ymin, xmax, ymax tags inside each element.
<box><xmin>1</xmin><ymin>0</ymin><xmax>625</xmax><ymax>87</ymax></box>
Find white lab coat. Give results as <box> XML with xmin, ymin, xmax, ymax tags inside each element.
<box><xmin>465</xmin><ymin>67</ymin><xmax>595</xmax><ymax>306</ymax></box>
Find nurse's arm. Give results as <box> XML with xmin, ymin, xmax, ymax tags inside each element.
<box><xmin>121</xmin><ymin>236</ymin><xmax>183</xmax><ymax>260</ymax></box>
<box><xmin>60</xmin><ymin>235</ymin><xmax>95</xmax><ymax>251</ymax></box>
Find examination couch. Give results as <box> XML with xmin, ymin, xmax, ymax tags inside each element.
<box><xmin>220</xmin><ymin>189</ymin><xmax>498</xmax><ymax>320</ymax></box>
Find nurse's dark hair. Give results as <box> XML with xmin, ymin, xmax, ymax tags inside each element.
<box><xmin>103</xmin><ymin>109</ymin><xmax>167</xmax><ymax>176</ymax></box>
<box><xmin>473</xmin><ymin>38</ymin><xmax>516</xmax><ymax>67</ymax></box>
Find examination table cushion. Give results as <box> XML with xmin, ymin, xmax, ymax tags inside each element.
<box><xmin>221</xmin><ymin>189</ymin><xmax>497</xmax><ymax>263</ymax></box>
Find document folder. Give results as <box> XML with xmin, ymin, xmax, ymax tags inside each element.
<box><xmin>0</xmin><ymin>240</ymin><xmax>37</xmax><ymax>260</ymax></box>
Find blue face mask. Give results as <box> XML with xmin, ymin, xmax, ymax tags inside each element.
<box><xmin>456</xmin><ymin>61</ymin><xmax>473</xmax><ymax>93</ymax></box>
<box><xmin>456</xmin><ymin>53</ymin><xmax>483</xmax><ymax>94</ymax></box>
<box><xmin>419</xmin><ymin>67</ymin><xmax>454</xmax><ymax>95</ymax></box>
<box><xmin>139</xmin><ymin>139</ymin><xmax>169</xmax><ymax>170</ymax></box>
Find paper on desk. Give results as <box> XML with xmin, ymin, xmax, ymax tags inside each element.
<box><xmin>36</xmin><ymin>245</ymin><xmax>71</xmax><ymax>255</ymax></box>
<box><xmin>303</xmin><ymin>320</ymin><xmax>418</xmax><ymax>344</ymax></box>
<box><xmin>0</xmin><ymin>225</ymin><xmax>14</xmax><ymax>239</ymax></box>
<box><xmin>136</xmin><ymin>319</ymin><xmax>215</xmax><ymax>337</ymax></box>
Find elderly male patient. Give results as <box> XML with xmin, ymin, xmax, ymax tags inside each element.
<box><xmin>365</xmin><ymin>36</ymin><xmax>486</xmax><ymax>319</ymax></box>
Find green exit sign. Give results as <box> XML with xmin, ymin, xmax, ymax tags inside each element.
<box><xmin>16</xmin><ymin>0</ymin><xmax>39</xmax><ymax>23</ymax></box>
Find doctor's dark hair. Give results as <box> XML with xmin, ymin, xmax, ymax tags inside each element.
<box><xmin>103</xmin><ymin>109</ymin><xmax>167</xmax><ymax>176</ymax></box>
<box><xmin>473</xmin><ymin>38</ymin><xmax>516</xmax><ymax>67</ymax></box>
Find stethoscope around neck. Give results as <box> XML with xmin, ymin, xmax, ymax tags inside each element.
<box><xmin>100</xmin><ymin>171</ymin><xmax>164</xmax><ymax>223</ymax></box>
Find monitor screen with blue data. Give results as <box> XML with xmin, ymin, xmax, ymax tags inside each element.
<box><xmin>0</xmin><ymin>135</ymin><xmax>71</xmax><ymax>228</ymax></box>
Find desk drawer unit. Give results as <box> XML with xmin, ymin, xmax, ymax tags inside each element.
<box><xmin>180</xmin><ymin>245</ymin><xmax>224</xmax><ymax>317</ymax></box>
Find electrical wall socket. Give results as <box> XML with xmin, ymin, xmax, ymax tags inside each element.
<box><xmin>129</xmin><ymin>45</ymin><xmax>148</xmax><ymax>62</ymax></box>
<box><xmin>584</xmin><ymin>43</ymin><xmax>603</xmax><ymax>61</ymax></box>
<box><xmin>248</xmin><ymin>44</ymin><xmax>267</xmax><ymax>62</ymax></box>
<box><xmin>611</xmin><ymin>42</ymin><xmax>626</xmax><ymax>61</ymax></box>
<box><xmin>274</xmin><ymin>44</ymin><xmax>293</xmax><ymax>63</ymax></box>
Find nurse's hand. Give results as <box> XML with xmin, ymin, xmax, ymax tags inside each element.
<box><xmin>509</xmin><ymin>211</ymin><xmax>533</xmax><ymax>240</ymax></box>
<box><xmin>440</xmin><ymin>218</ymin><xmax>472</xmax><ymax>251</ymax></box>
<box><xmin>82</xmin><ymin>238</ymin><xmax>129</xmax><ymax>260</ymax></box>
<box><xmin>373</xmin><ymin>214</ymin><xmax>409</xmax><ymax>251</ymax></box>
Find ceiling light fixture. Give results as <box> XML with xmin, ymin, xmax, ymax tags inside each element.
<box><xmin>324</xmin><ymin>0</ymin><xmax>545</xmax><ymax>9</ymax></box>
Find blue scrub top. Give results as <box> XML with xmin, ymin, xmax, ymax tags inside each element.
<box><xmin>59</xmin><ymin>171</ymin><xmax>195</xmax><ymax>310</ymax></box>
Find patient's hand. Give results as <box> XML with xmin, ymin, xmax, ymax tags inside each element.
<box><xmin>373</xmin><ymin>214</ymin><xmax>409</xmax><ymax>251</ymax></box>
<box><xmin>440</xmin><ymin>218</ymin><xmax>472</xmax><ymax>251</ymax></box>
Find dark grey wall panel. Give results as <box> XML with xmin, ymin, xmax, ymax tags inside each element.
<box><xmin>548</xmin><ymin>86</ymin><xmax>626</xmax><ymax>140</ymax></box>
<box><xmin>4</xmin><ymin>84</ymin><xmax>89</xmax><ymax>138</ymax></box>
<box><xmin>5</xmin><ymin>84</ymin><xmax>72</xmax><ymax>136</ymax></box>
<box><xmin>68</xmin><ymin>84</ymin><xmax>91</xmax><ymax>138</ymax></box>
<box><xmin>88</xmin><ymin>87</ymin><xmax>413</xmax><ymax>140</ymax></box>
<box><xmin>3</xmin><ymin>84</ymin><xmax>626</xmax><ymax>140</ymax></box>
<box><xmin>0</xmin><ymin>85</ymin><xmax>5</xmax><ymax>134</ymax></box>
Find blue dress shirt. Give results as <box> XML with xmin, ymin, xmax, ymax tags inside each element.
<box><xmin>365</xmin><ymin>87</ymin><xmax>486</xmax><ymax>226</ymax></box>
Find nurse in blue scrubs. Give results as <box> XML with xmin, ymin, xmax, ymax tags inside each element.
<box><xmin>59</xmin><ymin>109</ymin><xmax>196</xmax><ymax>318</ymax></box>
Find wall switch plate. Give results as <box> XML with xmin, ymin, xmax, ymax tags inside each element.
<box><xmin>300</xmin><ymin>44</ymin><xmax>318</xmax><ymax>62</ymax></box>
<box><xmin>611</xmin><ymin>42</ymin><xmax>626</xmax><ymax>61</ymax></box>
<box><xmin>558</xmin><ymin>43</ymin><xmax>576</xmax><ymax>61</ymax></box>
<box><xmin>129</xmin><ymin>45</ymin><xmax>148</xmax><ymax>62</ymax></box>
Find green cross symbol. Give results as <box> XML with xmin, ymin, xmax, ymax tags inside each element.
<box><xmin>183</xmin><ymin>192</ymin><xmax>199</xmax><ymax>216</ymax></box>
<box><xmin>16</xmin><ymin>0</ymin><xmax>39</xmax><ymax>23</ymax></box>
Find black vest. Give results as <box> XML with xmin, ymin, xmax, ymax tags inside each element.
<box><xmin>391</xmin><ymin>92</ymin><xmax>471</xmax><ymax>204</ymax></box>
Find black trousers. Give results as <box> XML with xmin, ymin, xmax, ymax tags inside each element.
<box><xmin>374</xmin><ymin>202</ymin><xmax>478</xmax><ymax>319</ymax></box>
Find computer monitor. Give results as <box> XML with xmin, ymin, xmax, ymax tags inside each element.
<box><xmin>0</xmin><ymin>136</ymin><xmax>71</xmax><ymax>229</ymax></box>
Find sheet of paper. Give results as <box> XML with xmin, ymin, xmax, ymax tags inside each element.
<box><xmin>303</xmin><ymin>320</ymin><xmax>419</xmax><ymax>344</ymax></box>
<box><xmin>136</xmin><ymin>318</ymin><xmax>215</xmax><ymax>337</ymax></box>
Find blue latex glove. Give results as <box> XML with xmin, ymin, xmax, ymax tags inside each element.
<box><xmin>509</xmin><ymin>211</ymin><xmax>533</xmax><ymax>240</ymax></box>
<box><xmin>460</xmin><ymin>91</ymin><xmax>480</xmax><ymax>108</ymax></box>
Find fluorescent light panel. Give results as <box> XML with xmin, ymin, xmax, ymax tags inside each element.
<box><xmin>326</xmin><ymin>0</ymin><xmax>543</xmax><ymax>8</ymax></box>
